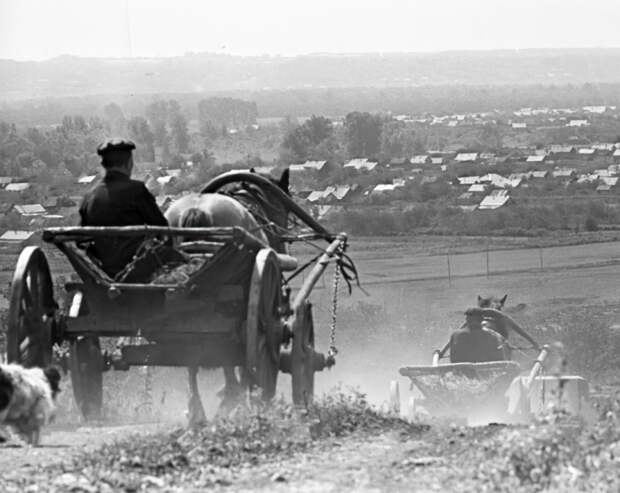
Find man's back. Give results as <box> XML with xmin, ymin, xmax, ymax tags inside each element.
<box><xmin>450</xmin><ymin>326</ymin><xmax>506</xmax><ymax>363</ymax></box>
<box><xmin>80</xmin><ymin>170</ymin><xmax>167</xmax><ymax>276</ymax></box>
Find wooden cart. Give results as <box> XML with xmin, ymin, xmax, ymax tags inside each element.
<box><xmin>6</xmin><ymin>171</ymin><xmax>349</xmax><ymax>418</ymax></box>
<box><xmin>393</xmin><ymin>346</ymin><xmax>589</xmax><ymax>423</ymax></box>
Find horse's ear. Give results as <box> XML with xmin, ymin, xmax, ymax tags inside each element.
<box><xmin>477</xmin><ymin>295</ymin><xmax>483</xmax><ymax>304</ymax></box>
<box><xmin>250</xmin><ymin>167</ymin><xmax>256</xmax><ymax>173</ymax></box>
<box><xmin>500</xmin><ymin>294</ymin><xmax>508</xmax><ymax>306</ymax></box>
<box><xmin>279</xmin><ymin>168</ymin><xmax>290</xmax><ymax>194</ymax></box>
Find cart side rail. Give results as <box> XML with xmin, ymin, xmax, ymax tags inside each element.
<box><xmin>42</xmin><ymin>225</ymin><xmax>266</xmax><ymax>248</ymax></box>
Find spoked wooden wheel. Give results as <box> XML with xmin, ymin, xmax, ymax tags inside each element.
<box><xmin>7</xmin><ymin>246</ymin><xmax>56</xmax><ymax>367</ymax></box>
<box><xmin>70</xmin><ymin>337</ymin><xmax>103</xmax><ymax>420</ymax></box>
<box><xmin>246</xmin><ymin>249</ymin><xmax>283</xmax><ymax>400</ymax></box>
<box><xmin>291</xmin><ymin>300</ymin><xmax>316</xmax><ymax>406</ymax></box>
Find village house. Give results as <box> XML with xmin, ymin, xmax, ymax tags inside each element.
<box><xmin>0</xmin><ymin>230</ymin><xmax>38</xmax><ymax>247</ymax></box>
<box><xmin>343</xmin><ymin>158</ymin><xmax>378</xmax><ymax>171</ymax></box>
<box><xmin>567</xmin><ymin>119</ymin><xmax>589</xmax><ymax>127</ymax></box>
<box><xmin>478</xmin><ymin>190</ymin><xmax>511</xmax><ymax>210</ymax></box>
<box><xmin>5</xmin><ymin>182</ymin><xmax>30</xmax><ymax>192</ymax></box>
<box><xmin>410</xmin><ymin>155</ymin><xmax>431</xmax><ymax>166</ymax></box>
<box><xmin>290</xmin><ymin>160</ymin><xmax>327</xmax><ymax>172</ymax></box>
<box><xmin>77</xmin><ymin>175</ymin><xmax>98</xmax><ymax>185</ymax></box>
<box><xmin>454</xmin><ymin>152</ymin><xmax>479</xmax><ymax>163</ymax></box>
<box><xmin>14</xmin><ymin>204</ymin><xmax>46</xmax><ymax>216</ymax></box>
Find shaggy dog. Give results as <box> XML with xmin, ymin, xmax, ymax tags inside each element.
<box><xmin>0</xmin><ymin>364</ymin><xmax>61</xmax><ymax>446</ymax></box>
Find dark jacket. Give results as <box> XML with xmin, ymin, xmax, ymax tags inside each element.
<box><xmin>79</xmin><ymin>170</ymin><xmax>168</xmax><ymax>277</ymax></box>
<box><xmin>449</xmin><ymin>325</ymin><xmax>507</xmax><ymax>363</ymax></box>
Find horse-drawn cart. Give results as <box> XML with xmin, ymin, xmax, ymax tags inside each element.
<box><xmin>6</xmin><ymin>171</ymin><xmax>352</xmax><ymax>418</ymax></box>
<box><xmin>392</xmin><ymin>344</ymin><xmax>590</xmax><ymax>424</ymax></box>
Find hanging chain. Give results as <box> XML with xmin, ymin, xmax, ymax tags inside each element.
<box><xmin>328</xmin><ymin>254</ymin><xmax>341</xmax><ymax>359</ymax></box>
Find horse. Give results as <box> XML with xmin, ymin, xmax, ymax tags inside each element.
<box><xmin>165</xmin><ymin>168</ymin><xmax>290</xmax><ymax>425</ymax></box>
<box><xmin>475</xmin><ymin>294</ymin><xmax>539</xmax><ymax>351</ymax></box>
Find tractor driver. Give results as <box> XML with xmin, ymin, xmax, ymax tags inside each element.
<box><xmin>449</xmin><ymin>307</ymin><xmax>508</xmax><ymax>363</ymax></box>
<box><xmin>79</xmin><ymin>139</ymin><xmax>168</xmax><ymax>277</ymax></box>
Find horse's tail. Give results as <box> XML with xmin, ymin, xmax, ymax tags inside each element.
<box><xmin>179</xmin><ymin>207</ymin><xmax>212</xmax><ymax>227</ymax></box>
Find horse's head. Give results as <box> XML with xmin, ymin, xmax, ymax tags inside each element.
<box><xmin>477</xmin><ymin>294</ymin><xmax>507</xmax><ymax>310</ymax></box>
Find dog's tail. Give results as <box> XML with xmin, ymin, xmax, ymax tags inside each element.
<box><xmin>43</xmin><ymin>366</ymin><xmax>61</xmax><ymax>399</ymax></box>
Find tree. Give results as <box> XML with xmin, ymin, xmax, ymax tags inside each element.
<box><xmin>197</xmin><ymin>97</ymin><xmax>258</xmax><ymax>137</ymax></box>
<box><xmin>145</xmin><ymin>100</ymin><xmax>169</xmax><ymax>147</ymax></box>
<box><xmin>127</xmin><ymin>116</ymin><xmax>155</xmax><ymax>160</ymax></box>
<box><xmin>280</xmin><ymin>115</ymin><xmax>334</xmax><ymax>162</ymax></box>
<box><xmin>380</xmin><ymin>119</ymin><xmax>417</xmax><ymax>161</ymax></box>
<box><xmin>344</xmin><ymin>111</ymin><xmax>383</xmax><ymax>158</ymax></box>
<box><xmin>103</xmin><ymin>103</ymin><xmax>126</xmax><ymax>135</ymax></box>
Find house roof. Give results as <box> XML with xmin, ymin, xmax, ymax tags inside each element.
<box><xmin>601</xmin><ymin>176</ymin><xmax>619</xmax><ymax>187</ymax></box>
<box><xmin>578</xmin><ymin>148</ymin><xmax>595</xmax><ymax>155</ymax></box>
<box><xmin>458</xmin><ymin>205</ymin><xmax>478</xmax><ymax>212</ymax></box>
<box><xmin>468</xmin><ymin>183</ymin><xmax>487</xmax><ymax>193</ymax></box>
<box><xmin>290</xmin><ymin>160</ymin><xmax>327</xmax><ymax>172</ymax></box>
<box><xmin>344</xmin><ymin>158</ymin><xmax>378</xmax><ymax>171</ymax></box>
<box><xmin>597</xmin><ymin>184</ymin><xmax>612</xmax><ymax>192</ymax></box>
<box><xmin>331</xmin><ymin>185</ymin><xmax>351</xmax><ymax>201</ymax></box>
<box><xmin>0</xmin><ymin>230</ymin><xmax>35</xmax><ymax>242</ymax></box>
<box><xmin>307</xmin><ymin>186</ymin><xmax>336</xmax><ymax>203</ymax></box>
<box><xmin>430</xmin><ymin>157</ymin><xmax>443</xmax><ymax>165</ymax></box>
<box><xmin>531</xmin><ymin>170</ymin><xmax>548</xmax><ymax>178</ymax></box>
<box><xmin>156</xmin><ymin>175</ymin><xmax>174</xmax><ymax>185</ymax></box>
<box><xmin>553</xmin><ymin>168</ymin><xmax>575</xmax><ymax>178</ymax></box>
<box><xmin>454</xmin><ymin>153</ymin><xmax>478</xmax><ymax>162</ymax></box>
<box><xmin>372</xmin><ymin>184</ymin><xmax>398</xmax><ymax>193</ymax></box>
<box><xmin>457</xmin><ymin>176</ymin><xmax>480</xmax><ymax>185</ymax></box>
<box><xmin>479</xmin><ymin>190</ymin><xmax>510</xmax><ymax>210</ymax></box>
<box><xmin>567</xmin><ymin>119</ymin><xmax>589</xmax><ymax>127</ymax></box>
<box><xmin>526</xmin><ymin>155</ymin><xmax>546</xmax><ymax>163</ymax></box>
<box><xmin>5</xmin><ymin>183</ymin><xmax>30</xmax><ymax>192</ymax></box>
<box><xmin>77</xmin><ymin>175</ymin><xmax>97</xmax><ymax>184</ymax></box>
<box><xmin>577</xmin><ymin>174</ymin><xmax>598</xmax><ymax>184</ymax></box>
<box><xmin>550</xmin><ymin>145</ymin><xmax>575</xmax><ymax>154</ymax></box>
<box><xmin>14</xmin><ymin>204</ymin><xmax>46</xmax><ymax>216</ymax></box>
<box><xmin>410</xmin><ymin>155</ymin><xmax>429</xmax><ymax>165</ymax></box>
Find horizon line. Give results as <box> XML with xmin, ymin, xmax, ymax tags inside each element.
<box><xmin>4</xmin><ymin>45</ymin><xmax>620</xmax><ymax>63</ymax></box>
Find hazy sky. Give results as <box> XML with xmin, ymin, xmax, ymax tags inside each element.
<box><xmin>1</xmin><ymin>0</ymin><xmax>620</xmax><ymax>60</ymax></box>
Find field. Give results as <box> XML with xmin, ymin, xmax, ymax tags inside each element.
<box><xmin>2</xmin><ymin>234</ymin><xmax>620</xmax><ymax>491</ymax></box>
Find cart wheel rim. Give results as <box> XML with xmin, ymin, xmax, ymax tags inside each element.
<box><xmin>246</xmin><ymin>248</ymin><xmax>282</xmax><ymax>400</ymax></box>
<box><xmin>7</xmin><ymin>246</ymin><xmax>55</xmax><ymax>367</ymax></box>
<box><xmin>69</xmin><ymin>337</ymin><xmax>103</xmax><ymax>420</ymax></box>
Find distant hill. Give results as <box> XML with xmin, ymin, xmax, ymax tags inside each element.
<box><xmin>4</xmin><ymin>49</ymin><xmax>620</xmax><ymax>101</ymax></box>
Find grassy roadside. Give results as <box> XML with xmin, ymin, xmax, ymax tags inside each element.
<box><xmin>3</xmin><ymin>389</ymin><xmax>620</xmax><ymax>492</ymax></box>
<box><xmin>0</xmin><ymin>392</ymin><xmax>426</xmax><ymax>492</ymax></box>
<box><xmin>347</xmin><ymin>231</ymin><xmax>620</xmax><ymax>257</ymax></box>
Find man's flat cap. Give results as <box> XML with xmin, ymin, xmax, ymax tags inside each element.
<box><xmin>96</xmin><ymin>139</ymin><xmax>136</xmax><ymax>156</ymax></box>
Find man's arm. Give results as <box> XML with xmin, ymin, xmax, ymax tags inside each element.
<box><xmin>137</xmin><ymin>184</ymin><xmax>168</xmax><ymax>226</ymax></box>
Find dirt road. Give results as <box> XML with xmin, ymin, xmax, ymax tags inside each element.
<box><xmin>0</xmin><ymin>422</ymin><xmax>172</xmax><ymax>474</ymax></box>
